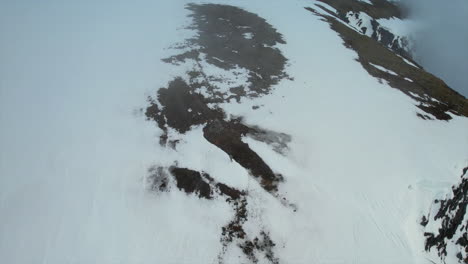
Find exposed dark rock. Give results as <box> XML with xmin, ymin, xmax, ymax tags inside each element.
<box><xmin>145</xmin><ymin>77</ymin><xmax>224</xmax><ymax>135</ymax></box>
<box><xmin>216</xmin><ymin>182</ymin><xmax>244</xmax><ymax>200</ymax></box>
<box><xmin>220</xmin><ymin>194</ymin><xmax>280</xmax><ymax>264</ymax></box>
<box><xmin>220</xmin><ymin>195</ymin><xmax>248</xmax><ymax>243</ymax></box>
<box><xmin>162</xmin><ymin>4</ymin><xmax>290</xmax><ymax>103</ymax></box>
<box><xmin>147</xmin><ymin>81</ymin><xmax>287</xmax><ymax>193</ymax></box>
<box><xmin>369</xmin><ymin>19</ymin><xmax>412</xmax><ymax>59</ymax></box>
<box><xmin>306</xmin><ymin>6</ymin><xmax>468</xmax><ymax>120</ymax></box>
<box><xmin>422</xmin><ymin>166</ymin><xmax>468</xmax><ymax>263</ymax></box>
<box><xmin>326</xmin><ymin>3</ymin><xmax>412</xmax><ymax>60</ymax></box>
<box><xmin>420</xmin><ymin>215</ymin><xmax>429</xmax><ymax>227</ymax></box>
<box><xmin>146</xmin><ymin>3</ymin><xmax>292</xmax><ymax>145</ymax></box>
<box><xmin>203</xmin><ymin>119</ymin><xmax>284</xmax><ymax>193</ymax></box>
<box><xmin>164</xmin><ymin>166</ymin><xmax>248</xmax><ymax>202</ymax></box>
<box><xmin>169</xmin><ymin>167</ymin><xmax>213</xmax><ymax>199</ymax></box>
<box><xmin>145</xmin><ymin>5</ymin><xmax>292</xmax><ymax>263</ymax></box>
<box><xmin>417</xmin><ymin>104</ymin><xmax>454</xmax><ymax>121</ymax></box>
<box><xmin>317</xmin><ymin>0</ymin><xmax>403</xmax><ymax>20</ymax></box>
<box><xmin>154</xmin><ymin>166</ymin><xmax>280</xmax><ymax>263</ymax></box>
<box><xmin>416</xmin><ymin>113</ymin><xmax>434</xmax><ymax>121</ymax></box>
<box><xmin>184</xmin><ymin>4</ymin><xmax>289</xmax><ymax>96</ymax></box>
<box><xmin>254</xmin><ymin>232</ymin><xmax>280</xmax><ymax>264</ymax></box>
<box><xmin>237</xmin><ymin>231</ymin><xmax>280</xmax><ymax>264</ymax></box>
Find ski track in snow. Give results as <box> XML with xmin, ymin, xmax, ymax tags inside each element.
<box><xmin>0</xmin><ymin>0</ymin><xmax>467</xmax><ymax>264</ymax></box>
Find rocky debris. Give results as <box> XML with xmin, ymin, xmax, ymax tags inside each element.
<box><xmin>237</xmin><ymin>231</ymin><xmax>280</xmax><ymax>264</ymax></box>
<box><xmin>203</xmin><ymin>119</ymin><xmax>284</xmax><ymax>193</ymax></box>
<box><xmin>169</xmin><ymin>167</ymin><xmax>213</xmax><ymax>199</ymax></box>
<box><xmin>146</xmin><ymin>82</ymin><xmax>287</xmax><ymax>194</ymax></box>
<box><xmin>316</xmin><ymin>0</ymin><xmax>412</xmax><ymax>58</ymax></box>
<box><xmin>219</xmin><ymin>194</ymin><xmax>249</xmax><ymax>262</ymax></box>
<box><xmin>144</xmin><ymin>5</ymin><xmax>294</xmax><ymax>263</ymax></box>
<box><xmin>216</xmin><ymin>182</ymin><xmax>244</xmax><ymax>201</ymax></box>
<box><xmin>184</xmin><ymin>3</ymin><xmax>289</xmax><ymax>97</ymax></box>
<box><xmin>306</xmin><ymin>6</ymin><xmax>468</xmax><ymax>120</ymax></box>
<box><xmin>369</xmin><ymin>19</ymin><xmax>412</xmax><ymax>59</ymax></box>
<box><xmin>145</xmin><ymin>77</ymin><xmax>224</xmax><ymax>136</ymax></box>
<box><xmin>422</xmin><ymin>167</ymin><xmax>468</xmax><ymax>263</ymax></box>
<box><xmin>217</xmin><ymin>188</ymin><xmax>280</xmax><ymax>264</ymax></box>
<box><xmin>147</xmin><ymin>166</ymin><xmax>171</xmax><ymax>192</ymax></box>
<box><xmin>416</xmin><ymin>113</ymin><xmax>435</xmax><ymax>121</ymax></box>
<box><xmin>146</xmin><ymin>3</ymin><xmax>292</xmax><ymax>142</ymax></box>
<box><xmin>149</xmin><ymin>167</ymin><xmax>280</xmax><ymax>263</ymax></box>
<box><xmin>162</xmin><ymin>3</ymin><xmax>290</xmax><ymax>103</ymax></box>
<box><xmin>145</xmin><ymin>3</ymin><xmax>291</xmax><ymax>195</ymax></box>
<box><xmin>317</xmin><ymin>0</ymin><xmax>403</xmax><ymax>20</ymax></box>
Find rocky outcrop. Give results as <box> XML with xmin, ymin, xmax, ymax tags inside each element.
<box><xmin>147</xmin><ymin>166</ymin><xmax>280</xmax><ymax>264</ymax></box>
<box><xmin>316</xmin><ymin>0</ymin><xmax>412</xmax><ymax>58</ymax></box>
<box><xmin>422</xmin><ymin>167</ymin><xmax>468</xmax><ymax>263</ymax></box>
<box><xmin>306</xmin><ymin>1</ymin><xmax>468</xmax><ymax>120</ymax></box>
<box><xmin>144</xmin><ymin>4</ymin><xmax>296</xmax><ymax>263</ymax></box>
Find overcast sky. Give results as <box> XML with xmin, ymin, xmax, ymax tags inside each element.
<box><xmin>403</xmin><ymin>0</ymin><xmax>468</xmax><ymax>97</ymax></box>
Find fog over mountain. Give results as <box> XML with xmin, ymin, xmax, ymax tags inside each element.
<box><xmin>0</xmin><ymin>1</ymin><xmax>467</xmax><ymax>264</ymax></box>
<box><xmin>404</xmin><ymin>0</ymin><xmax>468</xmax><ymax>97</ymax></box>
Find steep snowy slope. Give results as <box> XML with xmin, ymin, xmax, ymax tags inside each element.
<box><xmin>0</xmin><ymin>0</ymin><xmax>467</xmax><ymax>264</ymax></box>
<box><xmin>422</xmin><ymin>167</ymin><xmax>468</xmax><ymax>263</ymax></box>
<box><xmin>315</xmin><ymin>0</ymin><xmax>414</xmax><ymax>58</ymax></box>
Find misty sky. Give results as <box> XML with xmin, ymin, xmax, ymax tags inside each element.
<box><xmin>404</xmin><ymin>0</ymin><xmax>468</xmax><ymax>97</ymax></box>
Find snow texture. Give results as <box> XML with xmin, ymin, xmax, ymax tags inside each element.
<box><xmin>369</xmin><ymin>62</ymin><xmax>399</xmax><ymax>76</ymax></box>
<box><xmin>0</xmin><ymin>0</ymin><xmax>467</xmax><ymax>264</ymax></box>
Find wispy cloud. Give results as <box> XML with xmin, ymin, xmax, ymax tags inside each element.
<box><xmin>404</xmin><ymin>0</ymin><xmax>468</xmax><ymax>97</ymax></box>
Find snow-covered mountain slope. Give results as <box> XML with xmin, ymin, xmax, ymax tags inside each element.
<box><xmin>315</xmin><ymin>0</ymin><xmax>414</xmax><ymax>59</ymax></box>
<box><xmin>422</xmin><ymin>167</ymin><xmax>468</xmax><ymax>263</ymax></box>
<box><xmin>308</xmin><ymin>0</ymin><xmax>468</xmax><ymax>121</ymax></box>
<box><xmin>0</xmin><ymin>0</ymin><xmax>467</xmax><ymax>264</ymax></box>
